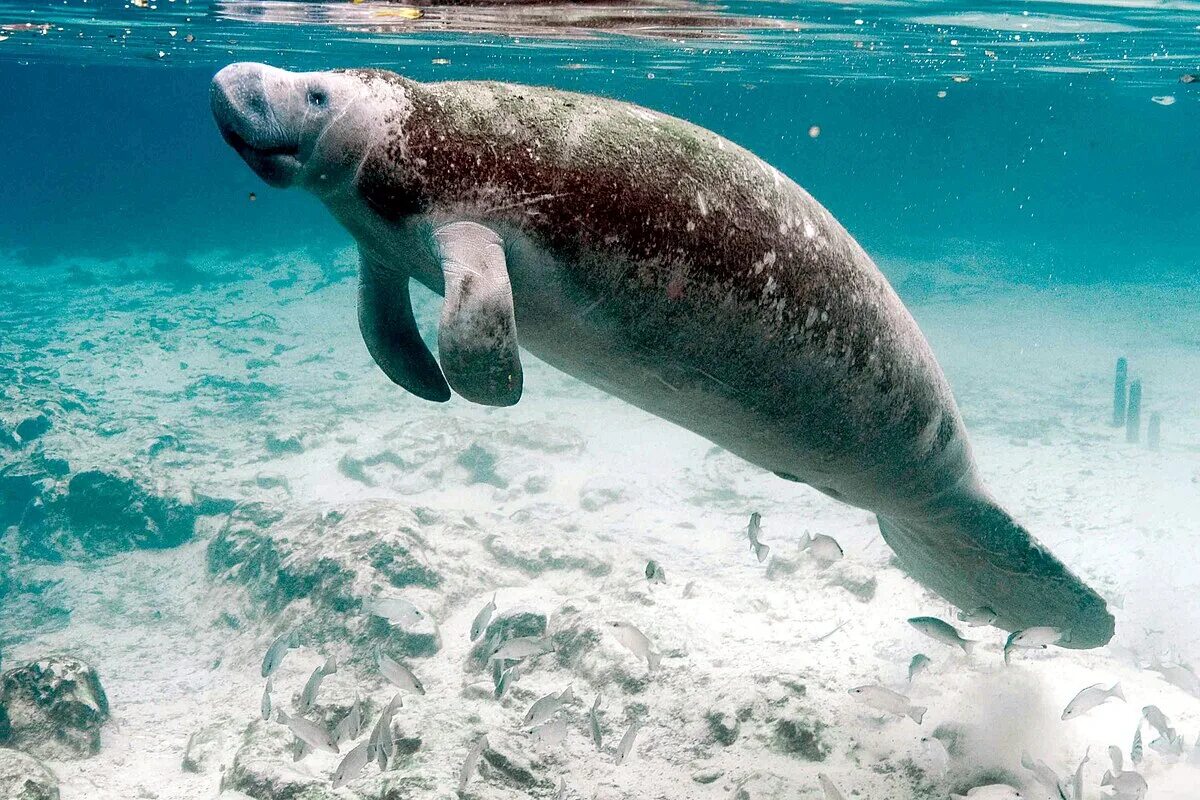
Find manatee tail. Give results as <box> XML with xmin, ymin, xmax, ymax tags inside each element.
<box><xmin>877</xmin><ymin>497</ymin><xmax>1114</xmax><ymax>649</ymax></box>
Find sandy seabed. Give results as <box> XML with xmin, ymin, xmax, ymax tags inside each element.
<box><xmin>1</xmin><ymin>246</ymin><xmax>1198</xmax><ymax>800</ymax></box>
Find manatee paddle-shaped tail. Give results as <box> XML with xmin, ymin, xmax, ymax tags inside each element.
<box><xmin>878</xmin><ymin>497</ymin><xmax>1114</xmax><ymax>649</ymax></box>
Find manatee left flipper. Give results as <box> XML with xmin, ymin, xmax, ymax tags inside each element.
<box><xmin>433</xmin><ymin>221</ymin><xmax>524</xmax><ymax>407</ymax></box>
<box><xmin>357</xmin><ymin>250</ymin><xmax>452</xmax><ymax>402</ymax></box>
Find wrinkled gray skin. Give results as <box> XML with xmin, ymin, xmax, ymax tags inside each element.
<box><xmin>211</xmin><ymin>63</ymin><xmax>1114</xmax><ymax>648</ymax></box>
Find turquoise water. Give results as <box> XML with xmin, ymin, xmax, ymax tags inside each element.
<box><xmin>2</xmin><ymin>2</ymin><xmax>1200</xmax><ymax>799</ymax></box>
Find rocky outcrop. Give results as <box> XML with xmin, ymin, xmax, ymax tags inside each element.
<box><xmin>0</xmin><ymin>657</ymin><xmax>110</xmax><ymax>760</ymax></box>
<box><xmin>0</xmin><ymin>748</ymin><xmax>59</xmax><ymax>800</ymax></box>
<box><xmin>16</xmin><ymin>468</ymin><xmax>199</xmax><ymax>561</ymax></box>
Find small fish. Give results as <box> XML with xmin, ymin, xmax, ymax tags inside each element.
<box><xmin>469</xmin><ymin>593</ymin><xmax>497</xmax><ymax>642</ymax></box>
<box><xmin>1072</xmin><ymin>748</ymin><xmax>1089</xmax><ymax>800</ymax></box>
<box><xmin>557</xmin><ymin>777</ymin><xmax>567</xmax><ymax>799</ymax></box>
<box><xmin>489</xmin><ymin>636</ymin><xmax>554</xmax><ymax>662</ymax></box>
<box><xmin>848</xmin><ymin>685</ymin><xmax>926</xmax><ymax>723</ymax></box>
<box><xmin>799</xmin><ymin>532</ymin><xmax>843</xmax><ymax>564</ymax></box>
<box><xmin>276</xmin><ymin>710</ymin><xmax>338</xmax><ymax>754</ymax></box>
<box><xmin>589</xmin><ymin>694</ymin><xmax>603</xmax><ymax>750</ymax></box>
<box><xmin>818</xmin><ymin>773</ymin><xmax>846</xmax><ymax>800</ymax></box>
<box><xmin>1004</xmin><ymin>627</ymin><xmax>1064</xmax><ymax>663</ymax></box>
<box><xmin>330</xmin><ymin>741</ymin><xmax>369</xmax><ymax>789</ymax></box>
<box><xmin>921</xmin><ymin>736</ymin><xmax>950</xmax><ymax>775</ymax></box>
<box><xmin>1182</xmin><ymin>73</ymin><xmax>1199</xmax><ymax>83</ymax></box>
<box><xmin>495</xmin><ymin>663</ymin><xmax>520</xmax><ymax>699</ymax></box>
<box><xmin>333</xmin><ymin>696</ymin><xmax>363</xmax><ymax>745</ymax></box>
<box><xmin>366</xmin><ymin>596</ymin><xmax>426</xmax><ymax>628</ymax></box>
<box><xmin>367</xmin><ymin>694</ymin><xmax>402</xmax><ymax>768</ymax></box>
<box><xmin>608</xmin><ymin>621</ymin><xmax>663</xmax><ymax>670</ymax></box>
<box><xmin>524</xmin><ymin>687</ymin><xmax>575</xmax><ymax>728</ymax></box>
<box><xmin>951</xmin><ymin>786</ymin><xmax>1023</xmax><ymax>800</ymax></box>
<box><xmin>957</xmin><ymin>607</ymin><xmax>997</xmax><ymax>627</ymax></box>
<box><xmin>645</xmin><ymin>559</ymin><xmax>666</xmax><ymax>584</ymax></box>
<box><xmin>907</xmin><ymin>654</ymin><xmax>932</xmax><ymax>687</ymax></box>
<box><xmin>299</xmin><ymin>655</ymin><xmax>337</xmax><ymax>713</ymax></box>
<box><xmin>1142</xmin><ymin>705</ymin><xmax>1176</xmax><ymax>739</ymax></box>
<box><xmin>291</xmin><ymin>735</ymin><xmax>309</xmax><ymax>762</ymax></box>
<box><xmin>1149</xmin><ymin>660</ymin><xmax>1200</xmax><ymax>695</ymax></box>
<box><xmin>1021</xmin><ymin>751</ymin><xmax>1064</xmax><ymax>797</ymax></box>
<box><xmin>1149</xmin><ymin>732</ymin><xmax>1184</xmax><ymax>756</ymax></box>
<box><xmin>1131</xmin><ymin>726</ymin><xmax>1143</xmax><ymax>765</ymax></box>
<box><xmin>261</xmin><ymin>678</ymin><xmax>273</xmax><ymax>721</ymax></box>
<box><xmin>615</xmin><ymin>720</ymin><xmax>642</xmax><ymax>765</ymax></box>
<box><xmin>458</xmin><ymin>733</ymin><xmax>488</xmax><ymax>793</ymax></box>
<box><xmin>908</xmin><ymin>617</ymin><xmax>975</xmax><ymax>654</ymax></box>
<box><xmin>261</xmin><ymin>630</ymin><xmax>296</xmax><ymax>677</ymax></box>
<box><xmin>1108</xmin><ymin>745</ymin><xmax>1123</xmax><ymax>774</ymax></box>
<box><xmin>530</xmin><ymin>718</ymin><xmax>568</xmax><ymax>747</ymax></box>
<box><xmin>1152</xmin><ymin>95</ymin><xmax>1177</xmax><ymax>106</ymax></box>
<box><xmin>377</xmin><ymin>648</ymin><xmax>425</xmax><ymax>695</ymax></box>
<box><xmin>1061</xmin><ymin>682</ymin><xmax>1124</xmax><ymax>720</ymax></box>
<box><xmin>1101</xmin><ymin>769</ymin><xmax>1148</xmax><ymax>798</ymax></box>
<box><xmin>746</xmin><ymin>512</ymin><xmax>770</xmax><ymax>562</ymax></box>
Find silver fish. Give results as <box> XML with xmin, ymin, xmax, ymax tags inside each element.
<box><xmin>377</xmin><ymin>648</ymin><xmax>425</xmax><ymax>695</ymax></box>
<box><xmin>1102</xmin><ymin>769</ymin><xmax>1148</xmax><ymax>799</ymax></box>
<box><xmin>470</xmin><ymin>593</ymin><xmax>497</xmax><ymax>642</ymax></box>
<box><xmin>458</xmin><ymin>733</ymin><xmax>488</xmax><ymax>793</ymax></box>
<box><xmin>366</xmin><ymin>596</ymin><xmax>426</xmax><ymax>628</ymax></box>
<box><xmin>799</xmin><ymin>532</ymin><xmax>843</xmax><ymax>564</ymax></box>
<box><xmin>1004</xmin><ymin>626</ymin><xmax>1064</xmax><ymax>663</ymax></box>
<box><xmin>818</xmin><ymin>773</ymin><xmax>846</xmax><ymax>800</ymax></box>
<box><xmin>490</xmin><ymin>636</ymin><xmax>554</xmax><ymax>662</ymax></box>
<box><xmin>907</xmin><ymin>654</ymin><xmax>932</xmax><ymax>687</ymax></box>
<box><xmin>589</xmin><ymin>694</ymin><xmax>603</xmax><ymax>750</ymax></box>
<box><xmin>291</xmin><ymin>735</ymin><xmax>309</xmax><ymax>762</ymax></box>
<box><xmin>615</xmin><ymin>720</ymin><xmax>642</xmax><ymax>765</ymax></box>
<box><xmin>1108</xmin><ymin>745</ymin><xmax>1123</xmax><ymax>774</ymax></box>
<box><xmin>1021</xmin><ymin>751</ymin><xmax>1064</xmax><ymax>797</ymax></box>
<box><xmin>1149</xmin><ymin>732</ymin><xmax>1184</xmax><ymax>757</ymax></box>
<box><xmin>747</xmin><ymin>512</ymin><xmax>770</xmax><ymax>562</ymax></box>
<box><xmin>261</xmin><ymin>630</ymin><xmax>295</xmax><ymax>678</ymax></box>
<box><xmin>908</xmin><ymin>617</ymin><xmax>976</xmax><ymax>654</ymax></box>
<box><xmin>261</xmin><ymin>677</ymin><xmax>273</xmax><ymax>721</ymax></box>
<box><xmin>495</xmin><ymin>663</ymin><xmax>520</xmax><ymax>699</ymax></box>
<box><xmin>645</xmin><ymin>560</ymin><xmax>666</xmax><ymax>584</ymax></box>
<box><xmin>1142</xmin><ymin>705</ymin><xmax>1175</xmax><ymax>739</ymax></box>
<box><xmin>299</xmin><ymin>655</ymin><xmax>338</xmax><ymax>713</ymax></box>
<box><xmin>333</xmin><ymin>696</ymin><xmax>363</xmax><ymax>745</ymax></box>
<box><xmin>557</xmin><ymin>777</ymin><xmax>567</xmax><ymax>799</ymax></box>
<box><xmin>848</xmin><ymin>685</ymin><xmax>926</xmax><ymax>723</ymax></box>
<box><xmin>1061</xmin><ymin>682</ymin><xmax>1123</xmax><ymax>720</ymax></box>
<box><xmin>608</xmin><ymin>621</ymin><xmax>662</xmax><ymax>670</ymax></box>
<box><xmin>957</xmin><ymin>607</ymin><xmax>998</xmax><ymax>627</ymax></box>
<box><xmin>1072</xmin><ymin>748</ymin><xmax>1089</xmax><ymax>800</ymax></box>
<box><xmin>524</xmin><ymin>687</ymin><xmax>575</xmax><ymax>727</ymax></box>
<box><xmin>331</xmin><ymin>741</ymin><xmax>369</xmax><ymax>789</ymax></box>
<box><xmin>367</xmin><ymin>694</ymin><xmax>402</xmax><ymax>768</ymax></box>
<box><xmin>276</xmin><ymin>710</ymin><xmax>338</xmax><ymax>754</ymax></box>
<box><xmin>530</xmin><ymin>718</ymin><xmax>568</xmax><ymax>748</ymax></box>
<box><xmin>1131</xmin><ymin>726</ymin><xmax>1143</xmax><ymax>765</ymax></box>
<box><xmin>1149</xmin><ymin>660</ymin><xmax>1200</xmax><ymax>696</ymax></box>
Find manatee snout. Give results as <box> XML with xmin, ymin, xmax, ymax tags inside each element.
<box><xmin>211</xmin><ymin>62</ymin><xmax>302</xmax><ymax>188</ymax></box>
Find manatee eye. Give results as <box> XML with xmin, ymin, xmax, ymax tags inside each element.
<box><xmin>307</xmin><ymin>89</ymin><xmax>328</xmax><ymax>108</ymax></box>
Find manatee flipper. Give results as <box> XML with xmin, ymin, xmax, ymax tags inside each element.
<box><xmin>878</xmin><ymin>497</ymin><xmax>1114</xmax><ymax>649</ymax></box>
<box><xmin>357</xmin><ymin>251</ymin><xmax>451</xmax><ymax>402</ymax></box>
<box><xmin>432</xmin><ymin>221</ymin><xmax>523</xmax><ymax>407</ymax></box>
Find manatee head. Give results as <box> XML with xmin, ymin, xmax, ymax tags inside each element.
<box><xmin>211</xmin><ymin>63</ymin><xmax>402</xmax><ymax>194</ymax></box>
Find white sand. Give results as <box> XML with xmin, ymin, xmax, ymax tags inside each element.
<box><xmin>2</xmin><ymin>247</ymin><xmax>1198</xmax><ymax>799</ymax></box>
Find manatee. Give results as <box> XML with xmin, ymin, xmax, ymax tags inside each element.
<box><xmin>210</xmin><ymin>63</ymin><xmax>1114</xmax><ymax>648</ymax></box>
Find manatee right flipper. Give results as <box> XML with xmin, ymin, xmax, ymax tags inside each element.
<box><xmin>432</xmin><ymin>221</ymin><xmax>523</xmax><ymax>407</ymax></box>
<box><xmin>357</xmin><ymin>250</ymin><xmax>451</xmax><ymax>402</ymax></box>
<box><xmin>878</xmin><ymin>497</ymin><xmax>1114</xmax><ymax>649</ymax></box>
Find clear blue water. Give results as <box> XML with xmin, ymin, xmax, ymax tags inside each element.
<box><xmin>2</xmin><ymin>2</ymin><xmax>1200</xmax><ymax>799</ymax></box>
